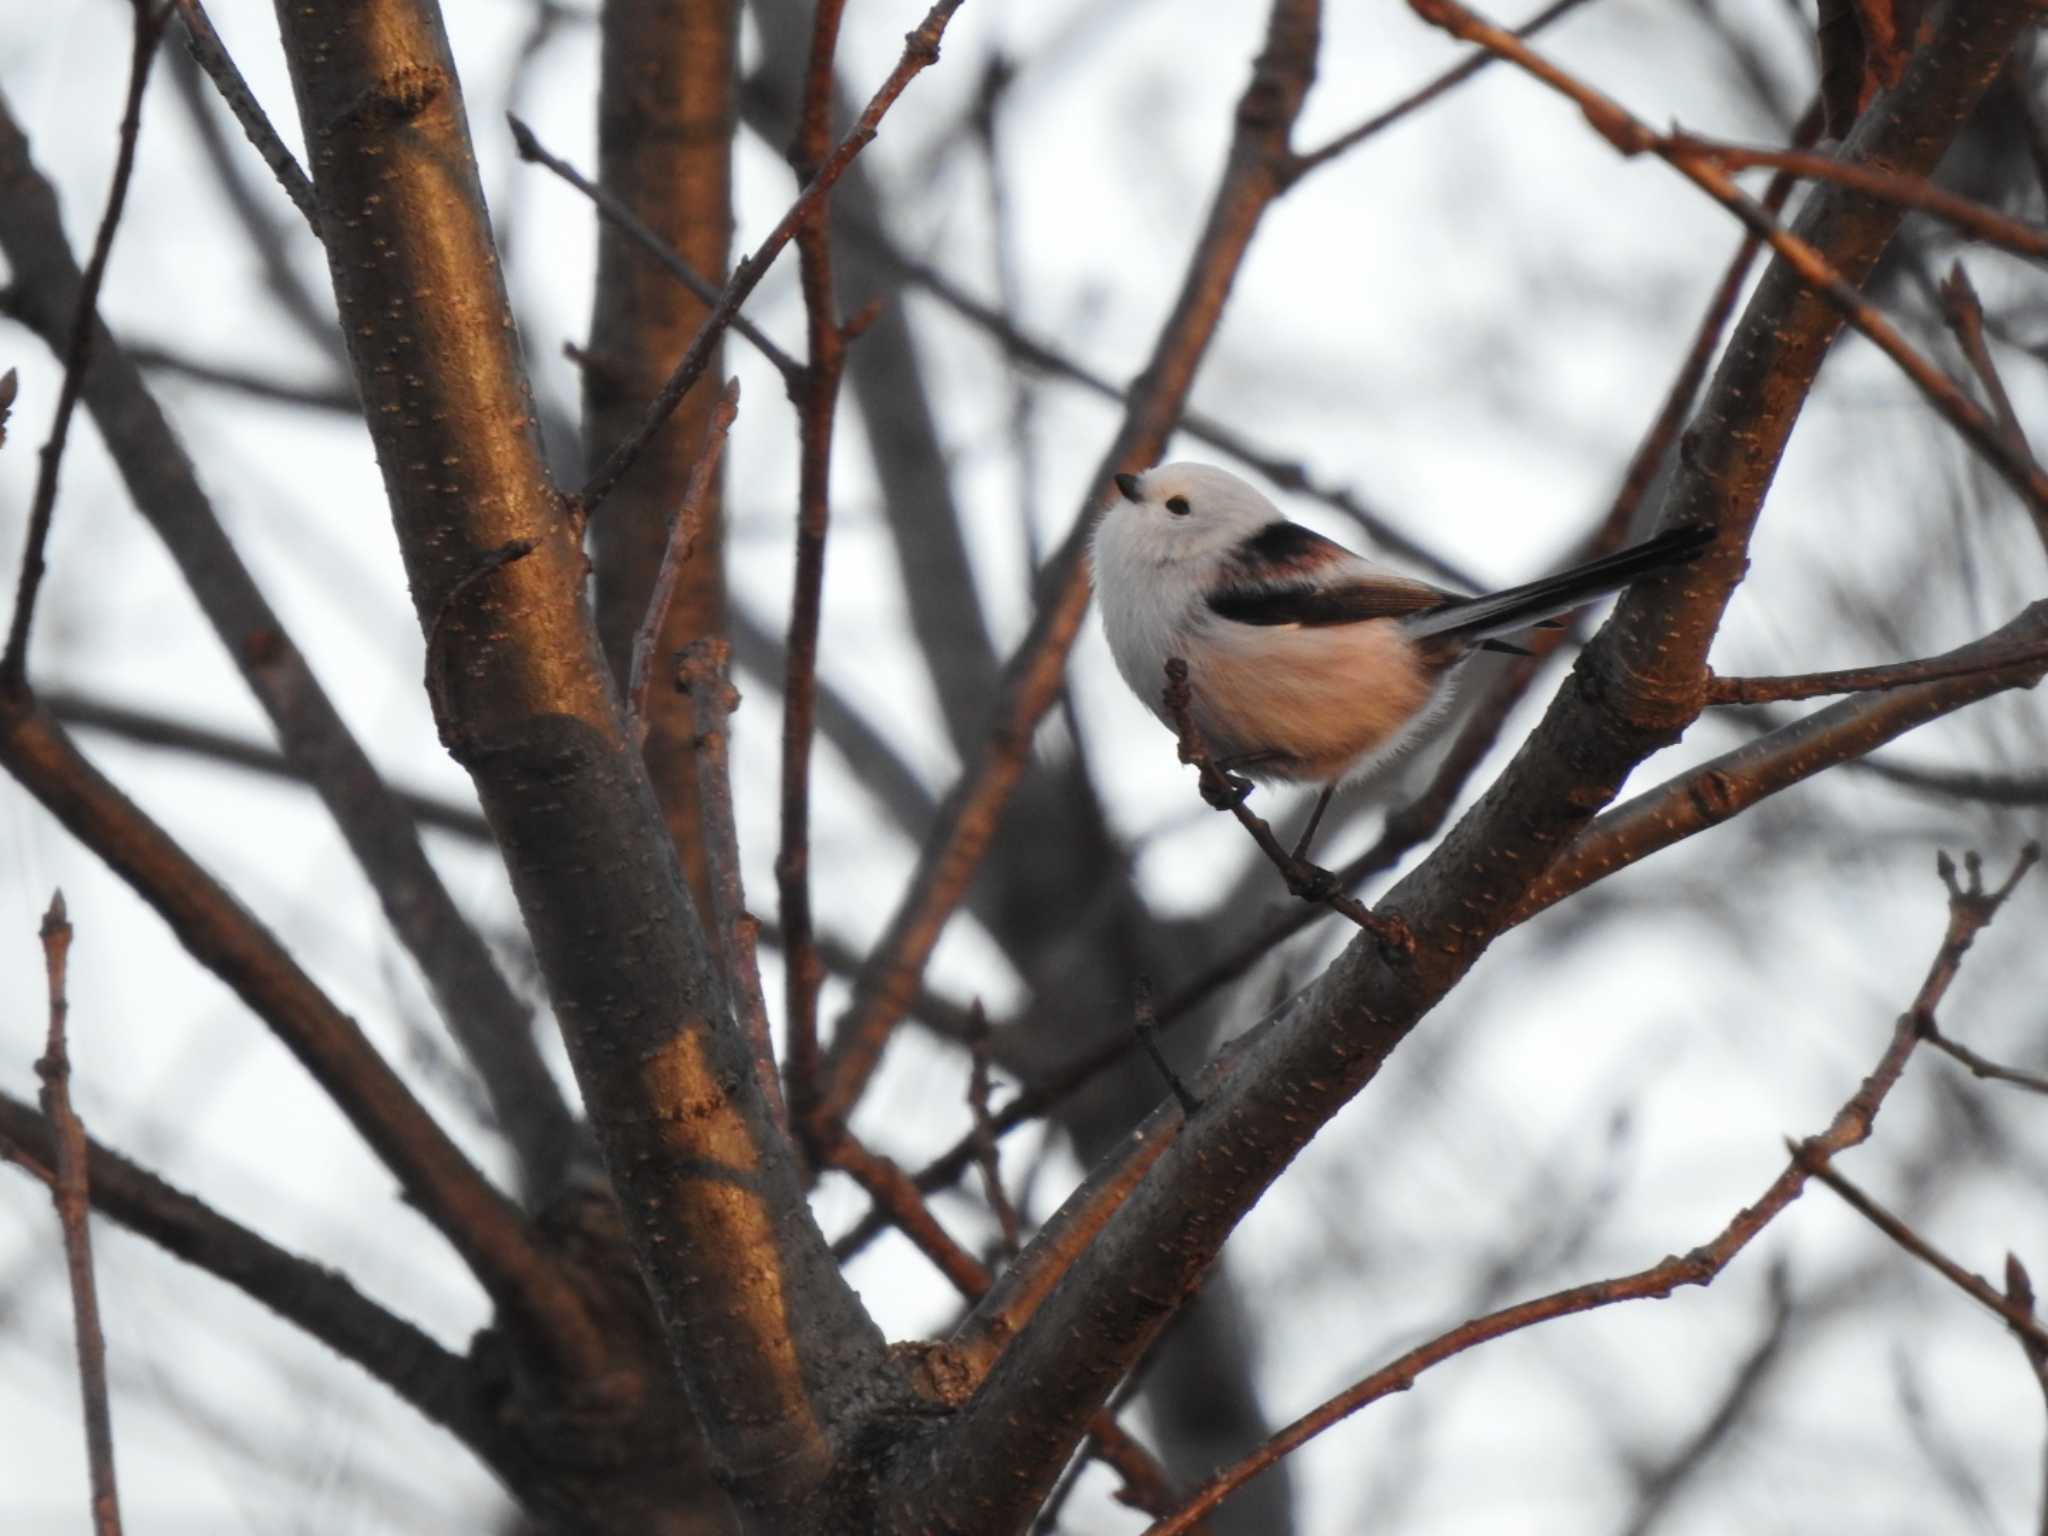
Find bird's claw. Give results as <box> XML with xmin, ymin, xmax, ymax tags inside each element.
<box><xmin>1200</xmin><ymin>770</ymin><xmax>1255</xmax><ymax>812</ymax></box>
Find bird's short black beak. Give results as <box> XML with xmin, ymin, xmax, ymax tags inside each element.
<box><xmin>1114</xmin><ymin>472</ymin><xmax>1143</xmax><ymax>503</ymax></box>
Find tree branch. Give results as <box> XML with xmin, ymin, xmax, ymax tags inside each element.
<box><xmin>2</xmin><ymin>0</ymin><xmax>167</xmax><ymax>688</ymax></box>
<box><xmin>21</xmin><ymin>894</ymin><xmax>124</xmax><ymax>1536</ymax></box>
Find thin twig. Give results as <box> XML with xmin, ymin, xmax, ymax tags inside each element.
<box><xmin>33</xmin><ymin>894</ymin><xmax>124</xmax><ymax>1536</ymax></box>
<box><xmin>1291</xmin><ymin>0</ymin><xmax>1597</xmax><ymax>175</ymax></box>
<box><xmin>779</xmin><ymin>0</ymin><xmax>855</xmax><ymax>1134</ymax></box>
<box><xmin>3</xmin><ymin>0</ymin><xmax>168</xmax><ymax>688</ymax></box>
<box><xmin>575</xmin><ymin>0</ymin><xmax>966</xmax><ymax>517</ymax></box>
<box><xmin>1659</xmin><ymin>130</ymin><xmax>2048</xmax><ymax>261</ymax></box>
<box><xmin>1133</xmin><ymin>976</ymin><xmax>1201</xmax><ymax>1119</ymax></box>
<box><xmin>505</xmin><ymin>115</ymin><xmax>800</xmax><ymax>384</ymax></box>
<box><xmin>171</xmin><ymin>0</ymin><xmax>317</xmax><ymax>229</ymax></box>
<box><xmin>1940</xmin><ymin>259</ymin><xmax>2048</xmax><ymax>558</ymax></box>
<box><xmin>1142</xmin><ymin>845</ymin><xmax>2038</xmax><ymax>1535</ymax></box>
<box><xmin>1804</xmin><ymin>1153</ymin><xmax>2048</xmax><ymax>1353</ymax></box>
<box><xmin>1918</xmin><ymin>1021</ymin><xmax>2048</xmax><ymax>1096</ymax></box>
<box><xmin>1706</xmin><ymin>639</ymin><xmax>2048</xmax><ymax>704</ymax></box>
<box><xmin>1516</xmin><ymin>605</ymin><xmax>2048</xmax><ymax>924</ymax></box>
<box><xmin>628</xmin><ymin>378</ymin><xmax>740</xmax><ymax>742</ymax></box>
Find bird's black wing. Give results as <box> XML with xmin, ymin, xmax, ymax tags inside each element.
<box><xmin>1205</xmin><ymin>521</ymin><xmax>1451</xmax><ymax>628</ymax></box>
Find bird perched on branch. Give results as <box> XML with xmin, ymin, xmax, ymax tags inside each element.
<box><xmin>1091</xmin><ymin>462</ymin><xmax>1711</xmax><ymax>852</ymax></box>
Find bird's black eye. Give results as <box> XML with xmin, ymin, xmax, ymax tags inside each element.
<box><xmin>1166</xmin><ymin>495</ymin><xmax>1191</xmax><ymax>517</ymax></box>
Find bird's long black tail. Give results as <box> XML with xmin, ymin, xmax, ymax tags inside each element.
<box><xmin>1400</xmin><ymin>523</ymin><xmax>1714</xmax><ymax>650</ymax></box>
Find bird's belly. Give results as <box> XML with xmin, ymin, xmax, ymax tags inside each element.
<box><xmin>1189</xmin><ymin>621</ymin><xmax>1443</xmax><ymax>783</ymax></box>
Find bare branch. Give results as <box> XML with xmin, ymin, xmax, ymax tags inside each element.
<box><xmin>3</xmin><ymin>0</ymin><xmax>167</xmax><ymax>688</ymax></box>
<box><xmin>1805</xmin><ymin>1155</ymin><xmax>2048</xmax><ymax>1354</ymax></box>
<box><xmin>1658</xmin><ymin>130</ymin><xmax>2048</xmax><ymax>260</ymax></box>
<box><xmin>779</xmin><ymin>0</ymin><xmax>856</xmax><ymax>1131</ymax></box>
<box><xmin>44</xmin><ymin>691</ymin><xmax>492</xmax><ymax>841</ymax></box>
<box><xmin>1517</xmin><ymin>602</ymin><xmax>2048</xmax><ymax>922</ymax></box>
<box><xmin>171</xmin><ymin>0</ymin><xmax>317</xmax><ymax>228</ymax></box>
<box><xmin>1291</xmin><ymin>0</ymin><xmax>1599</xmax><ymax>175</ymax></box>
<box><xmin>627</xmin><ymin>378</ymin><xmax>740</xmax><ymax>741</ymax></box>
<box><xmin>1706</xmin><ymin>639</ymin><xmax>2048</xmax><ymax>704</ymax></box>
<box><xmin>32</xmin><ymin>894</ymin><xmax>123</xmax><ymax>1536</ymax></box>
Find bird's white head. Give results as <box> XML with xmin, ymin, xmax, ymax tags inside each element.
<box><xmin>1094</xmin><ymin>462</ymin><xmax>1283</xmax><ymax>572</ymax></box>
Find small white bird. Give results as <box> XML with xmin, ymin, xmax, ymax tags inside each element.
<box><xmin>1091</xmin><ymin>462</ymin><xmax>1710</xmax><ymax>851</ymax></box>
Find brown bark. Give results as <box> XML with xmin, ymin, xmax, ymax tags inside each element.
<box><xmin>585</xmin><ymin>0</ymin><xmax>739</xmax><ymax>921</ymax></box>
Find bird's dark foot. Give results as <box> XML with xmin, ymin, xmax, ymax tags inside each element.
<box><xmin>1286</xmin><ymin>861</ymin><xmax>1342</xmax><ymax>903</ymax></box>
<box><xmin>1200</xmin><ymin>770</ymin><xmax>1255</xmax><ymax>812</ymax></box>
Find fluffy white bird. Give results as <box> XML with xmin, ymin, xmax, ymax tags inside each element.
<box><xmin>1091</xmin><ymin>462</ymin><xmax>1710</xmax><ymax>849</ymax></box>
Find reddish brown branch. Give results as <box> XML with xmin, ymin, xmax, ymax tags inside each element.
<box><xmin>1918</xmin><ymin>1021</ymin><xmax>2048</xmax><ymax>1096</ymax></box>
<box><xmin>1706</xmin><ymin>639</ymin><xmax>2048</xmax><ymax>704</ymax></box>
<box><xmin>171</xmin><ymin>0</ymin><xmax>317</xmax><ymax>229</ymax></box>
<box><xmin>1658</xmin><ymin>131</ymin><xmax>2048</xmax><ymax>260</ymax></box>
<box><xmin>3</xmin><ymin>0</ymin><xmax>167</xmax><ymax>688</ymax></box>
<box><xmin>1516</xmin><ymin>602</ymin><xmax>2048</xmax><ymax>923</ymax></box>
<box><xmin>1940</xmin><ymin>260</ymin><xmax>2048</xmax><ymax>557</ymax></box>
<box><xmin>817</xmin><ymin>1125</ymin><xmax>1179</xmax><ymax>1518</ymax></box>
<box><xmin>576</xmin><ymin>0</ymin><xmax>966</xmax><ymax>517</ymax></box>
<box><xmin>779</xmin><ymin>0</ymin><xmax>855</xmax><ymax>1131</ymax></box>
<box><xmin>1803</xmin><ymin>1155</ymin><xmax>2048</xmax><ymax>1352</ymax></box>
<box><xmin>1142</xmin><ymin>845</ymin><xmax>2036</xmax><ymax>1535</ymax></box>
<box><xmin>32</xmin><ymin>894</ymin><xmax>123</xmax><ymax>1536</ymax></box>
